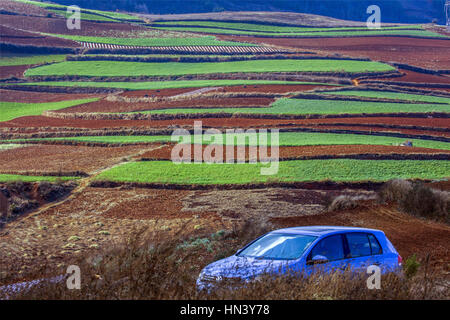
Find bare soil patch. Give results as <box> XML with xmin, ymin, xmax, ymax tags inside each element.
<box><xmin>217</xmin><ymin>36</ymin><xmax>450</xmax><ymax>70</ymax></box>
<box><xmin>0</xmin><ymin>65</ymin><xmax>31</xmax><ymax>79</ymax></box>
<box><xmin>0</xmin><ymin>24</ymin><xmax>78</xmax><ymax>47</ymax></box>
<box><xmin>0</xmin><ymin>89</ymin><xmax>100</xmax><ymax>103</ymax></box>
<box><xmin>56</xmin><ymin>97</ymin><xmax>275</xmax><ymax>113</ymax></box>
<box><xmin>139</xmin><ymin>144</ymin><xmax>450</xmax><ymax>161</ymax></box>
<box><xmin>0</xmin><ymin>145</ymin><xmax>146</xmax><ymax>175</ymax></box>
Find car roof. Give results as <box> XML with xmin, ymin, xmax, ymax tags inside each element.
<box><xmin>271</xmin><ymin>226</ymin><xmax>382</xmax><ymax>236</ymax></box>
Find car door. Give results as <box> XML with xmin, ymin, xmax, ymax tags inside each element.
<box><xmin>344</xmin><ymin>233</ymin><xmax>381</xmax><ymax>273</ymax></box>
<box><xmin>305</xmin><ymin>234</ymin><xmax>348</xmax><ymax>275</ymax></box>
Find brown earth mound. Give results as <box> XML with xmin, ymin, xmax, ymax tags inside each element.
<box><xmin>217</xmin><ymin>35</ymin><xmax>450</xmax><ymax>70</ymax></box>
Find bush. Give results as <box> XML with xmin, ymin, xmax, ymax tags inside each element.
<box><xmin>378</xmin><ymin>180</ymin><xmax>449</xmax><ymax>223</ymax></box>
<box><xmin>404</xmin><ymin>254</ymin><xmax>420</xmax><ymax>279</ymax></box>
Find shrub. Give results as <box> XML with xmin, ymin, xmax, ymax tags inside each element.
<box><xmin>404</xmin><ymin>254</ymin><xmax>420</xmax><ymax>279</ymax></box>
<box><xmin>378</xmin><ymin>180</ymin><xmax>449</xmax><ymax>223</ymax></box>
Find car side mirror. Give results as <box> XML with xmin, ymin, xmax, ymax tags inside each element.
<box><xmin>307</xmin><ymin>255</ymin><xmax>329</xmax><ymax>265</ymax></box>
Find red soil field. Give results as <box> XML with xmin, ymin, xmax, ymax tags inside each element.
<box><xmin>55</xmin><ymin>97</ymin><xmax>275</xmax><ymax>113</ymax></box>
<box><xmin>0</xmin><ymin>13</ymin><xmax>148</xmax><ymax>37</ymax></box>
<box><xmin>0</xmin><ymin>116</ymin><xmax>448</xmax><ymax>131</ymax></box>
<box><xmin>0</xmin><ymin>0</ymin><xmax>51</xmax><ymax>16</ymax></box>
<box><xmin>139</xmin><ymin>144</ymin><xmax>450</xmax><ymax>161</ymax></box>
<box><xmin>0</xmin><ymin>24</ymin><xmax>79</xmax><ymax>47</ymax></box>
<box><xmin>217</xmin><ymin>35</ymin><xmax>450</xmax><ymax>70</ymax></box>
<box><xmin>0</xmin><ymin>65</ymin><xmax>30</xmax><ymax>79</ymax></box>
<box><xmin>0</xmin><ymin>89</ymin><xmax>101</xmax><ymax>103</ymax></box>
<box><xmin>0</xmin><ymin>144</ymin><xmax>145</xmax><ymax>174</ymax></box>
<box><xmin>120</xmin><ymin>84</ymin><xmax>334</xmax><ymax>98</ymax></box>
<box><xmin>372</xmin><ymin>69</ymin><xmax>450</xmax><ymax>85</ymax></box>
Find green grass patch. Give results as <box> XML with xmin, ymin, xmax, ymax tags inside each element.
<box><xmin>0</xmin><ymin>54</ymin><xmax>66</xmax><ymax>66</ymax></box>
<box><xmin>13</xmin><ymin>80</ymin><xmax>341</xmax><ymax>90</ymax></box>
<box><xmin>0</xmin><ymin>98</ymin><xmax>98</xmax><ymax>122</ymax></box>
<box><xmin>25</xmin><ymin>59</ymin><xmax>395</xmax><ymax>77</ymax></box>
<box><xmin>0</xmin><ymin>174</ymin><xmax>79</xmax><ymax>182</ymax></box>
<box><xmin>48</xmin><ymin>34</ymin><xmax>256</xmax><ymax>47</ymax></box>
<box><xmin>6</xmin><ymin>132</ymin><xmax>449</xmax><ymax>150</ymax></box>
<box><xmin>137</xmin><ymin>98</ymin><xmax>450</xmax><ymax>116</ymax></box>
<box><xmin>94</xmin><ymin>159</ymin><xmax>450</xmax><ymax>184</ymax></box>
<box><xmin>322</xmin><ymin>90</ymin><xmax>450</xmax><ymax>104</ymax></box>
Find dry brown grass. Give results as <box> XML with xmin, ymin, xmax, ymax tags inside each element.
<box><xmin>378</xmin><ymin>179</ymin><xmax>449</xmax><ymax>223</ymax></box>
<box><xmin>2</xmin><ymin>219</ymin><xmax>448</xmax><ymax>300</ymax></box>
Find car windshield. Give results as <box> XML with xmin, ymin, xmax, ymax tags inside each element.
<box><xmin>238</xmin><ymin>233</ymin><xmax>317</xmax><ymax>260</ymax></box>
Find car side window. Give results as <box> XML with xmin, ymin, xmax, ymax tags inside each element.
<box><xmin>368</xmin><ymin>234</ymin><xmax>382</xmax><ymax>255</ymax></box>
<box><xmin>346</xmin><ymin>233</ymin><xmax>371</xmax><ymax>258</ymax></box>
<box><xmin>308</xmin><ymin>235</ymin><xmax>345</xmax><ymax>261</ymax></box>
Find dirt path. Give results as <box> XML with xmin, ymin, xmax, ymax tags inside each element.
<box><xmin>1</xmin><ymin>144</ymin><xmax>165</xmax><ymax>231</ymax></box>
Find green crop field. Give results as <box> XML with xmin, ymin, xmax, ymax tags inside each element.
<box><xmin>48</xmin><ymin>34</ymin><xmax>256</xmax><ymax>47</ymax></box>
<box><xmin>6</xmin><ymin>132</ymin><xmax>449</xmax><ymax>150</ymax></box>
<box><xmin>0</xmin><ymin>98</ymin><xmax>98</xmax><ymax>122</ymax></box>
<box><xmin>0</xmin><ymin>174</ymin><xmax>79</xmax><ymax>182</ymax></box>
<box><xmin>16</xmin><ymin>0</ymin><xmax>141</xmax><ymax>21</ymax></box>
<box><xmin>25</xmin><ymin>59</ymin><xmax>395</xmax><ymax>77</ymax></box>
<box><xmin>136</xmin><ymin>98</ymin><xmax>449</xmax><ymax>116</ymax></box>
<box><xmin>94</xmin><ymin>159</ymin><xmax>450</xmax><ymax>184</ymax></box>
<box><xmin>151</xmin><ymin>20</ymin><xmax>424</xmax><ymax>33</ymax></box>
<box><xmin>14</xmin><ymin>80</ymin><xmax>341</xmax><ymax>90</ymax></box>
<box><xmin>323</xmin><ymin>90</ymin><xmax>450</xmax><ymax>104</ymax></box>
<box><xmin>151</xmin><ymin>26</ymin><xmax>447</xmax><ymax>38</ymax></box>
<box><xmin>0</xmin><ymin>54</ymin><xmax>66</xmax><ymax>66</ymax></box>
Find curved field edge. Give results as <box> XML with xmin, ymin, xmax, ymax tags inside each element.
<box><xmin>130</xmin><ymin>99</ymin><xmax>450</xmax><ymax>115</ymax></box>
<box><xmin>7</xmin><ymin>80</ymin><xmax>343</xmax><ymax>90</ymax></box>
<box><xmin>93</xmin><ymin>159</ymin><xmax>450</xmax><ymax>184</ymax></box>
<box><xmin>321</xmin><ymin>90</ymin><xmax>450</xmax><ymax>105</ymax></box>
<box><xmin>24</xmin><ymin>60</ymin><xmax>395</xmax><ymax>77</ymax></box>
<box><xmin>0</xmin><ymin>98</ymin><xmax>99</xmax><ymax>122</ymax></box>
<box><xmin>2</xmin><ymin>132</ymin><xmax>449</xmax><ymax>150</ymax></box>
<box><xmin>43</xmin><ymin>34</ymin><xmax>258</xmax><ymax>47</ymax></box>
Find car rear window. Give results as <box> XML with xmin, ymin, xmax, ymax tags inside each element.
<box><xmin>346</xmin><ymin>233</ymin><xmax>371</xmax><ymax>257</ymax></box>
<box><xmin>368</xmin><ymin>234</ymin><xmax>382</xmax><ymax>255</ymax></box>
<box><xmin>309</xmin><ymin>234</ymin><xmax>345</xmax><ymax>261</ymax></box>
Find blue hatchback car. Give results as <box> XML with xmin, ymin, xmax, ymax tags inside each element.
<box><xmin>197</xmin><ymin>226</ymin><xmax>402</xmax><ymax>290</ymax></box>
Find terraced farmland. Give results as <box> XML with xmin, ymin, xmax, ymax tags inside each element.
<box><xmin>24</xmin><ymin>59</ymin><xmax>394</xmax><ymax>78</ymax></box>
<box><xmin>95</xmin><ymin>160</ymin><xmax>450</xmax><ymax>184</ymax></box>
<box><xmin>1</xmin><ymin>0</ymin><xmax>449</xmax><ymax>299</ymax></box>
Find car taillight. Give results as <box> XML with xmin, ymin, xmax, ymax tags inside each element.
<box><xmin>398</xmin><ymin>255</ymin><xmax>403</xmax><ymax>266</ymax></box>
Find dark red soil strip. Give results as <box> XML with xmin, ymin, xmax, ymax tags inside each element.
<box><xmin>139</xmin><ymin>144</ymin><xmax>450</xmax><ymax>161</ymax></box>
<box><xmin>0</xmin><ymin>65</ymin><xmax>31</xmax><ymax>80</ymax></box>
<box><xmin>55</xmin><ymin>97</ymin><xmax>276</xmax><ymax>113</ymax></box>
<box><xmin>0</xmin><ymin>89</ymin><xmax>101</xmax><ymax>103</ymax></box>
<box><xmin>216</xmin><ymin>35</ymin><xmax>450</xmax><ymax>70</ymax></box>
<box><xmin>119</xmin><ymin>84</ymin><xmax>335</xmax><ymax>98</ymax></box>
<box><xmin>0</xmin><ymin>116</ymin><xmax>448</xmax><ymax>131</ymax></box>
